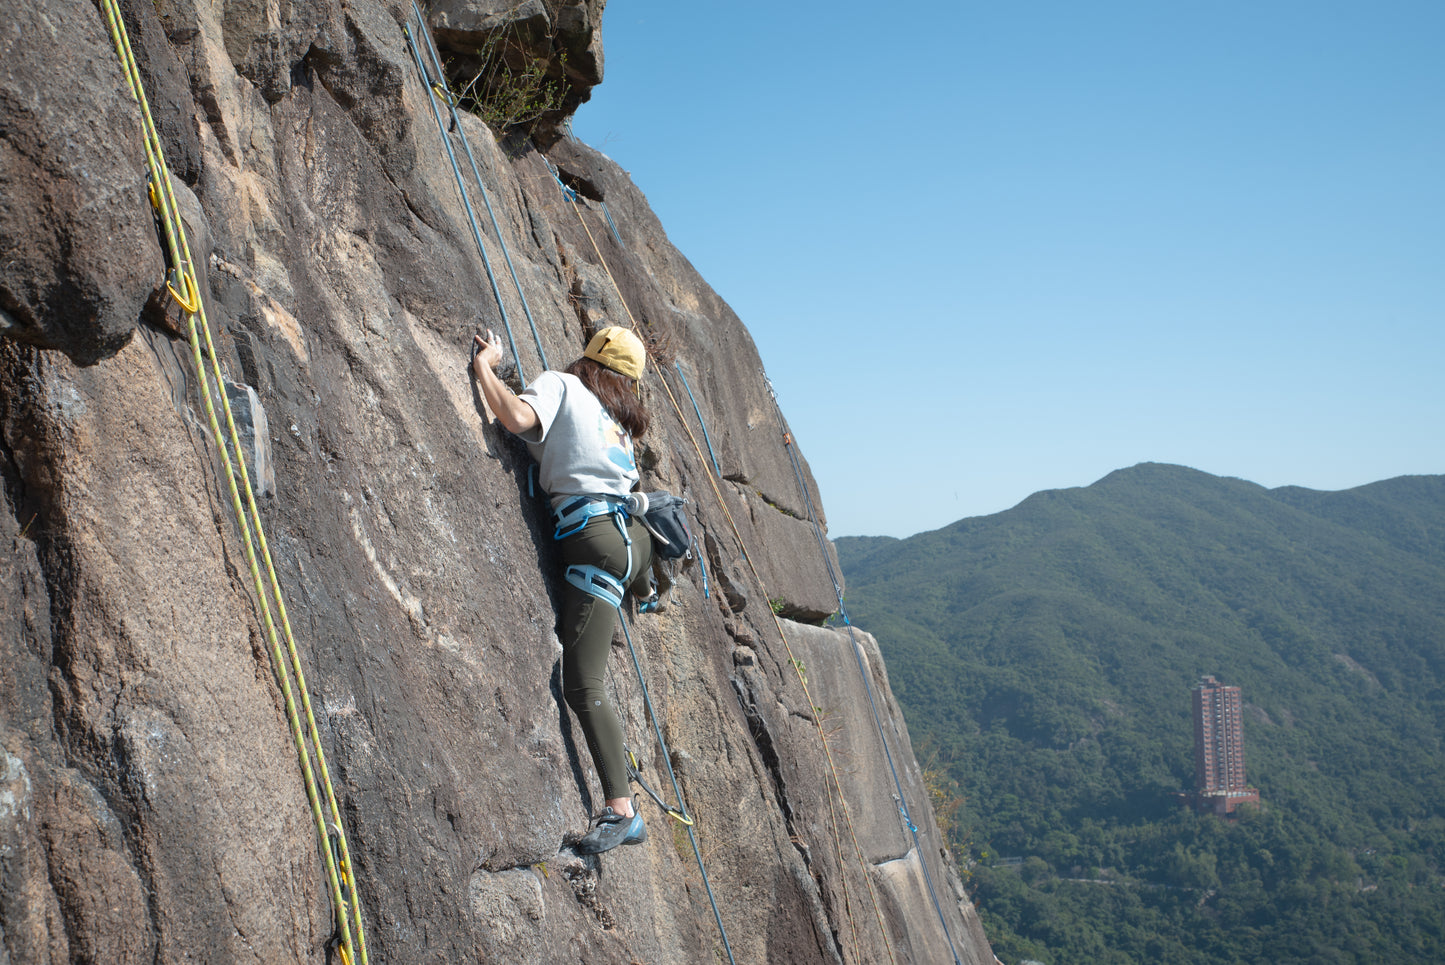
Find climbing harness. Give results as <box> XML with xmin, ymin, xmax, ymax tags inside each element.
<box><xmin>99</xmin><ymin>4</ymin><xmax>368</xmax><ymax>962</ymax></box>
<box><xmin>562</xmin><ymin>527</ymin><xmax>737</xmax><ymax>965</ymax></box>
<box><xmin>555</xmin><ymin>498</ymin><xmax>642</xmax><ymax>614</ymax></box>
<box><xmin>766</xmin><ymin>380</ymin><xmax>966</xmax><ymax>965</ymax></box>
<box><xmin>564</xmin><ymin>562</ymin><xmax>626</xmax><ymax>609</ymax></box>
<box><xmin>552</xmin><ymin>493</ymin><xmax>628</xmax><ymax>540</ymax></box>
<box><xmin>553</xmin><ymin>491</ymin><xmax>703</xmax><ymax>608</ymax></box>
<box><xmin>403</xmin><ymin>1</ymin><xmax>549</xmax><ymax>382</ymax></box>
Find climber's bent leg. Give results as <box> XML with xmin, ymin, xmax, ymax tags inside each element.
<box><xmin>558</xmin><ymin>518</ymin><xmax>636</xmax><ymax>802</ymax></box>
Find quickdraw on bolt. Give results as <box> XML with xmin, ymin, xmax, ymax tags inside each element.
<box><xmin>626</xmin><ymin>748</ymin><xmax>694</xmax><ymax>826</ymax></box>
<box><xmin>329</xmin><ymin>931</ymin><xmax>355</xmax><ymax>965</ymax></box>
<box><xmin>166</xmin><ymin>269</ymin><xmax>200</xmax><ymax>314</ymax></box>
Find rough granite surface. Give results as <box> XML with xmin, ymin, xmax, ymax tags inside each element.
<box><xmin>0</xmin><ymin>1</ymin><xmax>995</xmax><ymax>962</ymax></box>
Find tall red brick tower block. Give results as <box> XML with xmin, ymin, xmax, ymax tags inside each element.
<box><xmin>1192</xmin><ymin>675</ymin><xmax>1261</xmax><ymax>815</ymax></box>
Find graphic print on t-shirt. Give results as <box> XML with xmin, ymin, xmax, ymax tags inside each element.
<box><xmin>599</xmin><ymin>410</ymin><xmax>635</xmax><ymax>473</ymax></box>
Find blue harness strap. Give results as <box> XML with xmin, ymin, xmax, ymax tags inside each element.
<box><xmin>552</xmin><ymin>494</ymin><xmax>626</xmax><ymax>539</ymax></box>
<box><xmin>565</xmin><ymin>564</ymin><xmax>625</xmax><ymax>609</ymax></box>
<box><xmin>551</xmin><ymin>494</ymin><xmax>621</xmax><ymax>540</ymax></box>
<box><xmin>555</xmin><ymin>495</ymin><xmax>636</xmax><ymax>598</ymax></box>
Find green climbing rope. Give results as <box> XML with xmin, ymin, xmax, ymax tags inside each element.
<box><xmin>98</xmin><ymin>4</ymin><xmax>368</xmax><ymax>961</ymax></box>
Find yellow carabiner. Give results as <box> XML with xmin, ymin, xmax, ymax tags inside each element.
<box><xmin>166</xmin><ymin>271</ymin><xmax>200</xmax><ymax>315</ymax></box>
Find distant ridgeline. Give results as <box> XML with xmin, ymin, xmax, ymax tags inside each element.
<box><xmin>836</xmin><ymin>464</ymin><xmax>1445</xmax><ymax>965</ymax></box>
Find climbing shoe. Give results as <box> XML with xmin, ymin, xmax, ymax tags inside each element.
<box><xmin>634</xmin><ymin>569</ymin><xmax>665</xmax><ymax>614</ymax></box>
<box><xmin>575</xmin><ymin>808</ymin><xmax>648</xmax><ymax>855</ymax></box>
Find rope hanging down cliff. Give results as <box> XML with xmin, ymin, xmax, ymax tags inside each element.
<box><xmin>540</xmin><ymin>155</ymin><xmax>902</xmax><ymax>965</ymax></box>
<box><xmin>674</xmin><ymin>361</ymin><xmax>724</xmax><ymax>479</ymax></box>
<box><xmin>564</xmin><ymin>545</ymin><xmax>738</xmax><ymax>965</ymax></box>
<box><xmin>404</xmin><ymin>2</ymin><xmax>550</xmax><ymax>383</ymax></box>
<box><xmin>660</xmin><ymin>253</ymin><xmax>966</xmax><ymax>964</ymax></box>
<box><xmin>403</xmin><ymin>15</ymin><xmax>736</xmax><ymax>955</ymax></box>
<box><xmin>99</xmin><ymin>5</ymin><xmax>368</xmax><ymax>963</ymax></box>
<box><xmin>766</xmin><ymin>382</ymin><xmax>968</xmax><ymax>965</ymax></box>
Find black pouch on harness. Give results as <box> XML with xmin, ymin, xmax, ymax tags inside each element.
<box><xmin>636</xmin><ymin>491</ymin><xmax>694</xmax><ymax>561</ymax></box>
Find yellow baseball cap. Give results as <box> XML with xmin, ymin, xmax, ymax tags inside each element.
<box><xmin>583</xmin><ymin>326</ymin><xmax>646</xmax><ymax>381</ymax></box>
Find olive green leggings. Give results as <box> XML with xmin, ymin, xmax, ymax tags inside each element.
<box><xmin>558</xmin><ymin>513</ymin><xmax>653</xmax><ymax>800</ymax></box>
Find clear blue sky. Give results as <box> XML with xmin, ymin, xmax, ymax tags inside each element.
<box><xmin>570</xmin><ymin>1</ymin><xmax>1444</xmax><ymax>539</ymax></box>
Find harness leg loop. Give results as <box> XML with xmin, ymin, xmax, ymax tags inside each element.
<box><xmin>565</xmin><ymin>564</ymin><xmax>625</xmax><ymax>609</ymax></box>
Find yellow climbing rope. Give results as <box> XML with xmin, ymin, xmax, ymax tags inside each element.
<box><xmin>98</xmin><ymin>4</ymin><xmax>368</xmax><ymax>962</ymax></box>
<box><xmin>552</xmin><ymin>166</ymin><xmax>898</xmax><ymax>965</ymax></box>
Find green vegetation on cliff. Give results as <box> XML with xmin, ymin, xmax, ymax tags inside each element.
<box><xmin>837</xmin><ymin>465</ymin><xmax>1445</xmax><ymax>964</ymax></box>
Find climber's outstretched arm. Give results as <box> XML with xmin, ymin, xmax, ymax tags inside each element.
<box><xmin>472</xmin><ymin>331</ymin><xmax>538</xmax><ymax>435</ymax></box>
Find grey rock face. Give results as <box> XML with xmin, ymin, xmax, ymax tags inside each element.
<box><xmin>425</xmin><ymin>0</ymin><xmax>605</xmax><ymax>144</ymax></box>
<box><xmin>224</xmin><ymin>378</ymin><xmax>275</xmax><ymax>497</ymax></box>
<box><xmin>0</xmin><ymin>1</ymin><xmax>995</xmax><ymax>963</ymax></box>
<box><xmin>0</xmin><ymin>0</ymin><xmax>164</xmax><ymax>364</ymax></box>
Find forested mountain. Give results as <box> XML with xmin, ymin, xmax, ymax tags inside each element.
<box><xmin>836</xmin><ymin>464</ymin><xmax>1445</xmax><ymax>964</ymax></box>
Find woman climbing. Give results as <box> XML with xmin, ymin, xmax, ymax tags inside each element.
<box><xmin>472</xmin><ymin>325</ymin><xmax>655</xmax><ymax>855</ymax></box>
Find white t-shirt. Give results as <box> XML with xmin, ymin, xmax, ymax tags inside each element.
<box><xmin>517</xmin><ymin>371</ymin><xmax>638</xmax><ymax>504</ymax></box>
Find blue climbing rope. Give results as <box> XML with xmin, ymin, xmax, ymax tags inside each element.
<box><xmin>673</xmin><ymin>362</ymin><xmax>723</xmax><ymax>479</ymax></box>
<box><xmin>764</xmin><ymin>377</ymin><xmax>967</xmax><ymax>965</ymax></box>
<box><xmin>616</xmin><ymin>611</ymin><xmax>737</xmax><ymax>965</ymax></box>
<box><xmin>541</xmin><ymin>154</ymin><xmax>579</xmax><ymax>203</ymax></box>
<box><xmin>534</xmin><ymin>137</ymin><xmax>901</xmax><ymax>959</ymax></box>
<box><xmin>410</xmin><ymin>1</ymin><xmax>550</xmax><ymax>373</ymax></box>
<box><xmin>601</xmin><ymin>201</ymin><xmax>625</xmax><ymax>247</ymax></box>
<box><xmin>403</xmin><ymin>7</ymin><xmax>549</xmax><ymax>382</ymax></box>
<box><xmin>402</xmin><ymin>20</ymin><xmax>524</xmax><ymax>380</ymax></box>
<box><xmin>565</xmin><ymin>528</ymin><xmax>737</xmax><ymax>965</ymax></box>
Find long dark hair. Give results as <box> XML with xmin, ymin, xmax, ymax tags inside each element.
<box><xmin>565</xmin><ymin>357</ymin><xmax>649</xmax><ymax>440</ymax></box>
